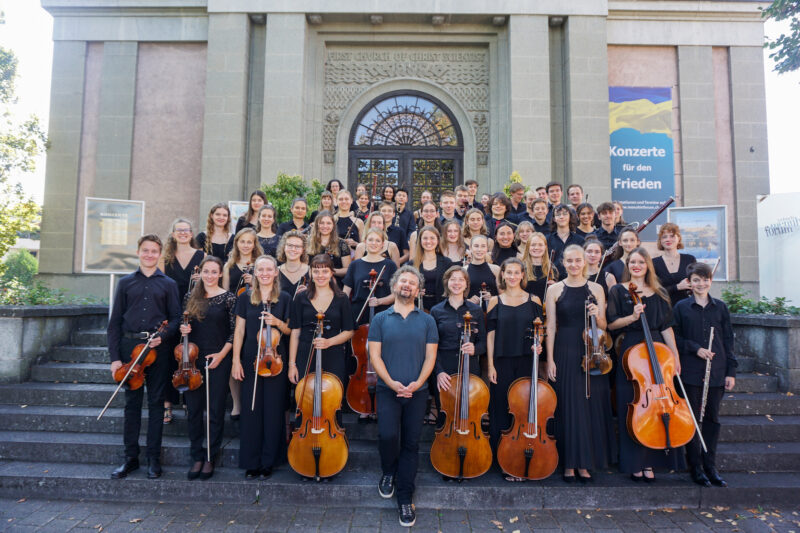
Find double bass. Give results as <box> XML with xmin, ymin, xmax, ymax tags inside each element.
<box><xmin>497</xmin><ymin>318</ymin><xmax>558</xmax><ymax>480</ymax></box>
<box><xmin>288</xmin><ymin>312</ymin><xmax>349</xmax><ymax>480</ymax></box>
<box><xmin>430</xmin><ymin>311</ymin><xmax>492</xmax><ymax>480</ymax></box>
<box><xmin>622</xmin><ymin>283</ymin><xmax>695</xmax><ymax>450</ymax></box>
<box><xmin>172</xmin><ymin>312</ymin><xmax>202</xmax><ymax>392</ymax></box>
<box><xmin>581</xmin><ymin>294</ymin><xmax>612</xmax><ymax>398</ymax></box>
<box><xmin>346</xmin><ymin>266</ymin><xmax>386</xmax><ymax>415</ymax></box>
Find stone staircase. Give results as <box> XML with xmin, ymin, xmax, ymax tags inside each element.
<box><xmin>0</xmin><ymin>327</ymin><xmax>798</xmax><ymax>509</ymax></box>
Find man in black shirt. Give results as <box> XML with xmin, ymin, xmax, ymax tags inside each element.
<box><xmin>380</xmin><ymin>202</ymin><xmax>409</xmax><ymax>265</ymax></box>
<box><xmin>591</xmin><ymin>202</ymin><xmax>620</xmax><ymax>251</ymax></box>
<box><xmin>544</xmin><ymin>182</ymin><xmax>563</xmax><ymax>225</ymax></box>
<box><xmin>393</xmin><ymin>188</ymin><xmax>416</xmax><ymax>239</ymax></box>
<box><xmin>464</xmin><ymin>179</ymin><xmax>484</xmax><ymax>214</ymax></box>
<box><xmin>672</xmin><ymin>262</ymin><xmax>737</xmax><ymax>488</ymax></box>
<box><xmin>107</xmin><ymin>235</ymin><xmax>182</xmax><ymax>479</ymax></box>
<box><xmin>507</xmin><ymin>182</ymin><xmax>527</xmax><ymax>221</ymax></box>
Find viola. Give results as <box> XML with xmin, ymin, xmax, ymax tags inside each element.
<box><xmin>236</xmin><ymin>262</ymin><xmax>252</xmax><ymax>296</ymax></box>
<box><xmin>497</xmin><ymin>318</ymin><xmax>558</xmax><ymax>480</ymax></box>
<box><xmin>622</xmin><ymin>283</ymin><xmax>695</xmax><ymax>450</ymax></box>
<box><xmin>581</xmin><ymin>294</ymin><xmax>613</xmax><ymax>398</ymax></box>
<box><xmin>113</xmin><ymin>321</ymin><xmax>169</xmax><ymax>391</ymax></box>
<box><xmin>346</xmin><ymin>266</ymin><xmax>385</xmax><ymax>415</ymax></box>
<box><xmin>288</xmin><ymin>312</ymin><xmax>349</xmax><ymax>480</ymax></box>
<box><xmin>172</xmin><ymin>312</ymin><xmax>202</xmax><ymax>392</ymax></box>
<box><xmin>430</xmin><ymin>311</ymin><xmax>492</xmax><ymax>480</ymax></box>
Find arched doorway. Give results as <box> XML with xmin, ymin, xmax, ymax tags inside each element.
<box><xmin>348</xmin><ymin>90</ymin><xmax>464</xmax><ymax>209</ymax></box>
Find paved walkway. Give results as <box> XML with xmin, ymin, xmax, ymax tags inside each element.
<box><xmin>1</xmin><ymin>498</ymin><xmax>798</xmax><ymax>532</ymax></box>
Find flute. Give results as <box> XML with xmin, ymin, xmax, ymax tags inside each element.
<box><xmin>699</xmin><ymin>327</ymin><xmax>715</xmax><ymax>422</ymax></box>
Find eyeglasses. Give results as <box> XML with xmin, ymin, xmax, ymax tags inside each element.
<box><xmin>174</xmin><ymin>229</ymin><xmax>192</xmax><ymax>234</ymax></box>
<box><xmin>285</xmin><ymin>243</ymin><xmax>304</xmax><ymax>250</ymax></box>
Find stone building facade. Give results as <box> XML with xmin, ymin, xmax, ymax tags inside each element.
<box><xmin>38</xmin><ymin>0</ymin><xmax>770</xmax><ymax>295</ymax></box>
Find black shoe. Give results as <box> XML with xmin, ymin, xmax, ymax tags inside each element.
<box><xmin>231</xmin><ymin>413</ymin><xmax>240</xmax><ymax>422</ymax></box>
<box><xmin>199</xmin><ymin>461</ymin><xmax>214</xmax><ymax>481</ymax></box>
<box><xmin>562</xmin><ymin>473</ymin><xmax>576</xmax><ymax>483</ymax></box>
<box><xmin>578</xmin><ymin>473</ymin><xmax>593</xmax><ymax>484</ymax></box>
<box><xmin>260</xmin><ymin>467</ymin><xmax>272</xmax><ymax>479</ymax></box>
<box><xmin>690</xmin><ymin>466</ymin><xmax>711</xmax><ymax>487</ymax></box>
<box><xmin>642</xmin><ymin>469</ymin><xmax>655</xmax><ymax>484</ymax></box>
<box><xmin>245</xmin><ymin>469</ymin><xmax>260</xmax><ymax>479</ymax></box>
<box><xmin>147</xmin><ymin>458</ymin><xmax>162</xmax><ymax>479</ymax></box>
<box><xmin>705</xmin><ymin>467</ymin><xmax>727</xmax><ymax>487</ymax></box>
<box><xmin>187</xmin><ymin>461</ymin><xmax>203</xmax><ymax>480</ymax></box>
<box><xmin>630</xmin><ymin>473</ymin><xmax>643</xmax><ymax>482</ymax></box>
<box><xmin>378</xmin><ymin>474</ymin><xmax>395</xmax><ymax>499</ymax></box>
<box><xmin>398</xmin><ymin>503</ymin><xmax>416</xmax><ymax>527</ymax></box>
<box><xmin>111</xmin><ymin>457</ymin><xmax>139</xmax><ymax>479</ymax></box>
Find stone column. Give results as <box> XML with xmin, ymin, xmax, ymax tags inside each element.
<box><xmin>94</xmin><ymin>42</ymin><xmax>138</xmax><ymax>199</ymax></box>
<box><xmin>199</xmin><ymin>13</ymin><xmax>251</xmax><ymax>217</ymax></box>
<box><xmin>678</xmin><ymin>46</ymin><xmax>718</xmax><ymax>206</ymax></box>
<box><xmin>507</xmin><ymin>15</ymin><xmax>551</xmax><ymax>189</ymax></box>
<box><xmin>563</xmin><ymin>16</ymin><xmax>610</xmax><ymax>201</ymax></box>
<box><xmin>261</xmin><ymin>14</ymin><xmax>307</xmax><ymax>184</ymax></box>
<box><xmin>729</xmin><ymin>46</ymin><xmax>770</xmax><ymax>283</ymax></box>
<box><xmin>39</xmin><ymin>41</ymin><xmax>86</xmax><ymax>275</ymax></box>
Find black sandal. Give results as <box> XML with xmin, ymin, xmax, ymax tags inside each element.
<box><xmin>163</xmin><ymin>406</ymin><xmax>173</xmax><ymax>425</ymax></box>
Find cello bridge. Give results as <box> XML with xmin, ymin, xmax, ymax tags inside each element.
<box><xmin>523</xmin><ymin>431</ymin><xmax>538</xmax><ymax>439</ymax></box>
<box><xmin>455</xmin><ymin>429</ymin><xmax>469</xmax><ymax>436</ymax></box>
<box><xmin>311</xmin><ymin>428</ymin><xmax>324</xmax><ymax>434</ymax></box>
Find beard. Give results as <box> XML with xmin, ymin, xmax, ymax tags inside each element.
<box><xmin>394</xmin><ymin>289</ymin><xmax>415</xmax><ymax>304</ymax></box>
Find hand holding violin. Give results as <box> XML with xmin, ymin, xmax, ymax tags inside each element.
<box><xmin>110</xmin><ymin>360</ymin><xmax>123</xmax><ymax>377</ymax></box>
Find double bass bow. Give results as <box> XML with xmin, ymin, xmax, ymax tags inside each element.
<box><xmin>430</xmin><ymin>311</ymin><xmax>492</xmax><ymax>480</ymax></box>
<box><xmin>251</xmin><ymin>302</ymin><xmax>283</xmax><ymax>410</ymax></box>
<box><xmin>172</xmin><ymin>312</ymin><xmax>202</xmax><ymax>392</ymax></box>
<box><xmin>623</xmin><ymin>283</ymin><xmax>705</xmax><ymax>452</ymax></box>
<box><xmin>497</xmin><ymin>318</ymin><xmax>558</xmax><ymax>480</ymax></box>
<box><xmin>346</xmin><ymin>265</ymin><xmax>386</xmax><ymax>415</ymax></box>
<box><xmin>288</xmin><ymin>312</ymin><xmax>349</xmax><ymax>480</ymax></box>
<box><xmin>581</xmin><ymin>294</ymin><xmax>612</xmax><ymax>398</ymax></box>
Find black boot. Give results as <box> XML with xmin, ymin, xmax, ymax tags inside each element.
<box><xmin>705</xmin><ymin>466</ymin><xmax>727</xmax><ymax>487</ymax></box>
<box><xmin>690</xmin><ymin>466</ymin><xmax>711</xmax><ymax>487</ymax></box>
<box><xmin>111</xmin><ymin>457</ymin><xmax>139</xmax><ymax>479</ymax></box>
<box><xmin>148</xmin><ymin>457</ymin><xmax>162</xmax><ymax>479</ymax></box>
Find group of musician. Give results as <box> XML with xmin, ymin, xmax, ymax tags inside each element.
<box><xmin>106</xmin><ymin>178</ymin><xmax>737</xmax><ymax>527</ymax></box>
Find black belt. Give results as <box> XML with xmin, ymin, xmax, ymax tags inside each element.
<box><xmin>123</xmin><ymin>331</ymin><xmax>151</xmax><ymax>340</ymax></box>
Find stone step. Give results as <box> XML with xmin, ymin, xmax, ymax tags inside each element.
<box><xmin>715</xmin><ymin>442</ymin><xmax>800</xmax><ymax>473</ymax></box>
<box><xmin>47</xmin><ymin>346</ymin><xmax>109</xmax><ymax>364</ymax></box>
<box><xmin>72</xmin><ymin>329</ymin><xmax>108</xmax><ymax>346</ymax></box>
<box><xmin>718</xmin><ymin>392</ymin><xmax>800</xmax><ymax>416</ymax></box>
<box><xmin>0</xmin><ymin>382</ymin><xmax>122</xmax><ymax>408</ymax></box>
<box><xmin>718</xmin><ymin>415</ymin><xmax>800</xmax><ymax>442</ymax></box>
<box><xmin>730</xmin><ymin>373</ymin><xmax>778</xmax><ymax>393</ymax></box>
<box><xmin>0</xmin><ymin>461</ymin><xmax>797</xmax><ymax>510</ymax></box>
<box><xmin>31</xmin><ymin>362</ymin><xmax>113</xmax><ymax>384</ymax></box>
<box><xmin>737</xmin><ymin>356</ymin><xmax>755</xmax><ymax>373</ymax></box>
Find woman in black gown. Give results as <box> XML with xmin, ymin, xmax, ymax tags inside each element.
<box><xmin>196</xmin><ymin>203</ymin><xmax>232</xmax><ymax>263</ymax></box>
<box><xmin>545</xmin><ymin>245</ymin><xmax>616</xmax><ymax>483</ymax></box>
<box><xmin>235</xmin><ymin>190</ymin><xmax>267</xmax><ymax>234</ymax></box>
<box><xmin>288</xmin><ymin>254</ymin><xmax>355</xmax><ymax>388</ymax></box>
<box><xmin>412</xmin><ymin>226</ymin><xmax>453</xmax><ymax>312</ymax></box>
<box><xmin>491</xmin><ymin>223</ymin><xmax>519</xmax><ymax>265</ymax></box>
<box><xmin>520</xmin><ymin>232</ymin><xmax>556</xmax><ymax>304</ymax></box>
<box><xmin>343</xmin><ymin>228</ymin><xmax>397</xmax><ymax>326</ymax></box>
<box><xmin>466</xmin><ymin>235</ymin><xmax>500</xmax><ymax>311</ymax></box>
<box><xmin>256</xmin><ymin>205</ymin><xmax>280</xmax><ymax>258</ymax></box>
<box><xmin>276</xmin><ymin>231</ymin><xmax>309</xmax><ymax>298</ymax></box>
<box><xmin>180</xmin><ymin>256</ymin><xmax>237</xmax><ymax>480</ymax></box>
<box><xmin>652</xmin><ymin>223</ymin><xmax>697</xmax><ymax>305</ymax></box>
<box><xmin>607</xmin><ymin>247</ymin><xmax>685</xmax><ymax>481</ymax></box>
<box><xmin>231</xmin><ymin>255</ymin><xmax>292</xmax><ymax>479</ymax></box>
<box><xmin>486</xmin><ymin>258</ymin><xmax>543</xmax><ymax>475</ymax></box>
<box><xmin>306</xmin><ymin>211</ymin><xmax>351</xmax><ymax>285</ymax></box>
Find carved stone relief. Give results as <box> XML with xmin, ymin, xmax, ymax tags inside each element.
<box><xmin>324</xmin><ymin>45</ymin><xmax>490</xmax><ymax>163</ymax></box>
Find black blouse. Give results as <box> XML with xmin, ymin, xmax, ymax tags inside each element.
<box><xmin>336</xmin><ymin>215</ymin><xmax>360</xmax><ymax>242</ymax></box>
<box><xmin>492</xmin><ymin>245</ymin><xmax>518</xmax><ymax>265</ymax></box>
<box><xmin>652</xmin><ymin>253</ymin><xmax>697</xmax><ymax>305</ymax></box>
<box><xmin>288</xmin><ymin>291</ymin><xmax>354</xmax><ymax>369</ymax></box>
<box><xmin>606</xmin><ymin>284</ymin><xmax>673</xmax><ymax>335</ymax></box>
<box><xmin>195</xmin><ymin>232</ymin><xmax>229</xmax><ymax>264</ymax></box>
<box><xmin>430</xmin><ymin>299</ymin><xmax>487</xmax><ymax>375</ymax></box>
<box><xmin>235</xmin><ymin>216</ymin><xmax>256</xmax><ymax>235</ymax></box>
<box><xmin>524</xmin><ymin>264</ymin><xmax>548</xmax><ymax>303</ymax></box>
<box><xmin>487</xmin><ymin>297</ymin><xmax>543</xmax><ymax>358</ymax></box>
<box><xmin>342</xmin><ymin>257</ymin><xmax>397</xmax><ymax>325</ymax></box>
<box><xmin>419</xmin><ymin>255</ymin><xmax>454</xmax><ymax>311</ymax></box>
<box><xmin>164</xmin><ymin>249</ymin><xmax>205</xmax><ymax>305</ymax></box>
<box><xmin>603</xmin><ymin>259</ymin><xmax>626</xmax><ymax>285</ymax></box>
<box><xmin>234</xmin><ymin>290</ymin><xmax>291</xmax><ymax>361</ymax></box>
<box><xmin>227</xmin><ymin>263</ymin><xmax>251</xmax><ymax>296</ymax></box>
<box><xmin>258</xmin><ymin>234</ymin><xmax>280</xmax><ymax>258</ymax></box>
<box><xmin>277</xmin><ymin>221</ymin><xmax>309</xmax><ymax>237</ymax></box>
<box><xmin>547</xmin><ymin>231</ymin><xmax>585</xmax><ymax>280</ymax></box>
<box><xmin>466</xmin><ymin>262</ymin><xmax>498</xmax><ymax>300</ymax></box>
<box><xmin>183</xmin><ymin>291</ymin><xmax>237</xmax><ymax>357</ymax></box>
<box><xmin>279</xmin><ymin>268</ymin><xmax>309</xmax><ymax>299</ymax></box>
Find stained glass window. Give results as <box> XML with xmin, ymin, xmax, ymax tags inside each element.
<box><xmin>352</xmin><ymin>95</ymin><xmax>459</xmax><ymax>147</ymax></box>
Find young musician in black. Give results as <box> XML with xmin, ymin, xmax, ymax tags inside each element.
<box><xmin>547</xmin><ymin>204</ymin><xmax>585</xmax><ymax>279</ymax></box>
<box><xmin>369</xmin><ymin>266</ymin><xmax>439</xmax><ymax>527</ymax></box>
<box><xmin>235</xmin><ymin>190</ymin><xmax>267</xmax><ymax>234</ymax></box>
<box><xmin>276</xmin><ymin>198</ymin><xmax>310</xmax><ymax>236</ymax></box>
<box><xmin>673</xmin><ymin>262</ymin><xmax>737</xmax><ymax>487</ymax></box>
<box><xmin>196</xmin><ymin>203</ymin><xmax>232</xmax><ymax>263</ymax></box>
<box><xmin>108</xmin><ymin>235</ymin><xmax>181</xmax><ymax>479</ymax></box>
<box><xmin>653</xmin><ymin>223</ymin><xmax>697</xmax><ymax>305</ymax></box>
<box><xmin>591</xmin><ymin>202</ymin><xmax>619</xmax><ymax>251</ymax></box>
<box><xmin>180</xmin><ymin>256</ymin><xmax>237</xmax><ymax>480</ymax></box>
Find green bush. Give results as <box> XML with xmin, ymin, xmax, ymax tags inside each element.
<box><xmin>502</xmin><ymin>171</ymin><xmax>528</xmax><ymax>197</ymax></box>
<box><xmin>261</xmin><ymin>173</ymin><xmax>325</xmax><ymax>223</ymax></box>
<box><xmin>721</xmin><ymin>284</ymin><xmax>800</xmax><ymax>316</ymax></box>
<box><xmin>2</xmin><ymin>249</ymin><xmax>37</xmax><ymax>285</ymax></box>
<box><xmin>0</xmin><ymin>277</ymin><xmax>103</xmax><ymax>306</ymax></box>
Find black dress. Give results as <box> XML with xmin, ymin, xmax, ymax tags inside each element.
<box><xmin>653</xmin><ymin>253</ymin><xmax>697</xmax><ymax>305</ymax></box>
<box><xmin>551</xmin><ymin>284</ymin><xmax>616</xmax><ymax>471</ymax></box>
<box><xmin>547</xmin><ymin>232</ymin><xmax>585</xmax><ymax>280</ymax></box>
<box><xmin>492</xmin><ymin>245</ymin><xmax>518</xmax><ymax>265</ymax></box>
<box><xmin>342</xmin><ymin>258</ymin><xmax>397</xmax><ymax>326</ymax></box>
<box><xmin>228</xmin><ymin>263</ymin><xmax>250</xmax><ymax>296</ymax></box>
<box><xmin>196</xmin><ymin>232</ymin><xmax>229</xmax><ymax>263</ymax></box>
<box><xmin>164</xmin><ymin>249</ymin><xmax>205</xmax><ymax>304</ymax></box>
<box><xmin>279</xmin><ymin>267</ymin><xmax>309</xmax><ymax>299</ymax></box>
<box><xmin>419</xmin><ymin>255</ymin><xmax>454</xmax><ymax>312</ymax></box>
<box><xmin>466</xmin><ymin>262</ymin><xmax>498</xmax><ymax>301</ymax></box>
<box><xmin>606</xmin><ymin>284</ymin><xmax>686</xmax><ymax>473</ymax></box>
<box><xmin>604</xmin><ymin>259</ymin><xmax>626</xmax><ymax>285</ymax></box>
<box><xmin>235</xmin><ymin>216</ymin><xmax>256</xmax><ymax>235</ymax></box>
<box><xmin>288</xmin><ymin>291</ymin><xmax>354</xmax><ymax>386</ymax></box>
<box><xmin>235</xmin><ymin>290</ymin><xmax>291</xmax><ymax>471</ymax></box>
<box><xmin>183</xmin><ymin>291</ymin><xmax>237</xmax><ymax>463</ymax></box>
<box><xmin>277</xmin><ymin>221</ymin><xmax>309</xmax><ymax>237</ymax></box>
<box><xmin>258</xmin><ymin>234</ymin><xmax>280</xmax><ymax>258</ymax></box>
<box><xmin>486</xmin><ymin>296</ymin><xmax>543</xmax><ymax>451</ymax></box>
<box><xmin>336</xmin><ymin>216</ymin><xmax>360</xmax><ymax>242</ymax></box>
<box><xmin>524</xmin><ymin>264</ymin><xmax>548</xmax><ymax>303</ymax></box>
<box><xmin>586</xmin><ymin>269</ymin><xmax>609</xmax><ymax>297</ymax></box>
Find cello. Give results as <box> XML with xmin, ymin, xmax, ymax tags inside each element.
<box><xmin>622</xmin><ymin>283</ymin><xmax>695</xmax><ymax>450</ymax></box>
<box><xmin>288</xmin><ymin>312</ymin><xmax>349</xmax><ymax>480</ymax></box>
<box><xmin>251</xmin><ymin>302</ymin><xmax>283</xmax><ymax>409</ymax></box>
<box><xmin>430</xmin><ymin>311</ymin><xmax>492</xmax><ymax>480</ymax></box>
<box><xmin>346</xmin><ymin>266</ymin><xmax>386</xmax><ymax>415</ymax></box>
<box><xmin>172</xmin><ymin>312</ymin><xmax>203</xmax><ymax>392</ymax></box>
<box><xmin>497</xmin><ymin>318</ymin><xmax>558</xmax><ymax>480</ymax></box>
<box><xmin>581</xmin><ymin>294</ymin><xmax>612</xmax><ymax>398</ymax></box>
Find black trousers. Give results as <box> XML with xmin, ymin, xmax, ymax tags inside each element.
<box><xmin>184</xmin><ymin>355</ymin><xmax>232</xmax><ymax>463</ymax></box>
<box><xmin>489</xmin><ymin>355</ymin><xmax>532</xmax><ymax>452</ymax></box>
<box><xmin>684</xmin><ymin>383</ymin><xmax>724</xmax><ymax>470</ymax></box>
<box><xmin>238</xmin><ymin>355</ymin><xmax>288</xmax><ymax>470</ymax></box>
<box><xmin>376</xmin><ymin>387</ymin><xmax>427</xmax><ymax>505</ymax></box>
<box><xmin>119</xmin><ymin>337</ymin><xmax>170</xmax><ymax>459</ymax></box>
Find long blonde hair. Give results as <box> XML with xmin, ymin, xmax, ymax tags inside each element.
<box><xmin>441</xmin><ymin>219</ymin><xmax>466</xmax><ymax>258</ymax></box>
<box><xmin>362</xmin><ymin>212</ymin><xmax>388</xmax><ymax>242</ymax></box>
<box><xmin>249</xmin><ymin>255</ymin><xmax>282</xmax><ymax>305</ymax></box>
<box><xmin>412</xmin><ymin>226</ymin><xmax>444</xmax><ymax>269</ymax></box>
<box><xmin>623</xmin><ymin>247</ymin><xmax>670</xmax><ymax>303</ymax></box>
<box><xmin>162</xmin><ymin>217</ymin><xmax>198</xmax><ymax>266</ymax></box>
<box><xmin>521</xmin><ymin>232</ymin><xmax>556</xmax><ymax>281</ymax></box>
<box><xmin>202</xmin><ymin>204</ymin><xmax>230</xmax><ymax>255</ymax></box>
<box><xmin>307</xmin><ymin>210</ymin><xmax>342</xmax><ymax>257</ymax></box>
<box><xmin>225</xmin><ymin>228</ymin><xmax>263</xmax><ymax>274</ymax></box>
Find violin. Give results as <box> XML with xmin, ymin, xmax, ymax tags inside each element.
<box><xmin>255</xmin><ymin>302</ymin><xmax>283</xmax><ymax>377</ymax></box>
<box><xmin>623</xmin><ymin>283</ymin><xmax>695</xmax><ymax>450</ymax></box>
<box><xmin>430</xmin><ymin>311</ymin><xmax>492</xmax><ymax>480</ymax></box>
<box><xmin>479</xmin><ymin>282</ymin><xmax>488</xmax><ymax>314</ymax></box>
<box><xmin>172</xmin><ymin>312</ymin><xmax>202</xmax><ymax>392</ymax></box>
<box><xmin>581</xmin><ymin>294</ymin><xmax>613</xmax><ymax>398</ymax></box>
<box><xmin>288</xmin><ymin>312</ymin><xmax>349</xmax><ymax>480</ymax></box>
<box><xmin>187</xmin><ymin>265</ymin><xmax>200</xmax><ymax>294</ymax></box>
<box><xmin>236</xmin><ymin>262</ymin><xmax>252</xmax><ymax>296</ymax></box>
<box><xmin>497</xmin><ymin>318</ymin><xmax>558</xmax><ymax>480</ymax></box>
<box><xmin>113</xmin><ymin>321</ymin><xmax>169</xmax><ymax>391</ymax></box>
<box><xmin>346</xmin><ymin>267</ymin><xmax>385</xmax><ymax>415</ymax></box>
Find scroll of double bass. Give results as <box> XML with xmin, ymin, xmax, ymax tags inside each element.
<box><xmin>430</xmin><ymin>311</ymin><xmax>492</xmax><ymax>480</ymax></box>
<box><xmin>497</xmin><ymin>318</ymin><xmax>558</xmax><ymax>480</ymax></box>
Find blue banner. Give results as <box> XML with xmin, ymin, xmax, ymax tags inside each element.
<box><xmin>609</xmin><ymin>87</ymin><xmax>675</xmax><ymax>240</ymax></box>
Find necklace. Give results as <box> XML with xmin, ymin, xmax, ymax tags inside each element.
<box><xmin>282</xmin><ymin>263</ymin><xmax>302</xmax><ymax>274</ymax></box>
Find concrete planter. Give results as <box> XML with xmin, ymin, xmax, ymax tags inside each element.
<box><xmin>732</xmin><ymin>314</ymin><xmax>800</xmax><ymax>392</ymax></box>
<box><xmin>0</xmin><ymin>305</ymin><xmax>108</xmax><ymax>383</ymax></box>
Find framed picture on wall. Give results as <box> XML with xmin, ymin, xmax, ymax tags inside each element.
<box><xmin>667</xmin><ymin>205</ymin><xmax>728</xmax><ymax>281</ymax></box>
<box><xmin>228</xmin><ymin>201</ymin><xmax>249</xmax><ymax>226</ymax></box>
<box><xmin>82</xmin><ymin>197</ymin><xmax>146</xmax><ymax>274</ymax></box>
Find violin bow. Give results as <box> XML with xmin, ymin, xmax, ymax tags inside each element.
<box><xmin>251</xmin><ymin>302</ymin><xmax>269</xmax><ymax>411</ymax></box>
<box><xmin>205</xmin><ymin>356</ymin><xmax>211</xmax><ymax>462</ymax></box>
<box><xmin>674</xmin><ymin>370</ymin><xmax>708</xmax><ymax>453</ymax></box>
<box><xmin>356</xmin><ymin>265</ymin><xmax>387</xmax><ymax>323</ymax></box>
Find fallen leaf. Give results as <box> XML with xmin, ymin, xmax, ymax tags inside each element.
<box><xmin>715</xmin><ymin>519</ymin><xmax>723</xmax><ymax>523</ymax></box>
<box><xmin>512</xmin><ymin>530</ymin><xmax>520</xmax><ymax>533</ymax></box>
<box><xmin>606</xmin><ymin>514</ymin><xmax>612</xmax><ymax>518</ymax></box>
<box><xmin>129</xmin><ymin>519</ymin><xmax>143</xmax><ymax>524</ymax></box>
<box><xmin>20</xmin><ymin>405</ymin><xmax>27</xmax><ymax>409</ymax></box>
<box><xmin>16</xmin><ymin>498</ymin><xmax>25</xmax><ymax>503</ymax></box>
<box><xmin>577</xmin><ymin>510</ymin><xmax>582</xmax><ymax>514</ymax></box>
<box><xmin>766</xmin><ymin>414</ymin><xmax>774</xmax><ymax>421</ymax></box>
<box><xmin>490</xmin><ymin>519</ymin><xmax>503</xmax><ymax>529</ymax></box>
<box><xmin>509</xmin><ymin>516</ymin><xmax>518</xmax><ymax>523</ymax></box>
<box><xmin>713</xmin><ymin>506</ymin><xmax>730</xmax><ymax>512</ymax></box>
<box><xmin>661</xmin><ymin>508</ymin><xmax>674</xmax><ymax>513</ymax></box>
<box><xmin>228</xmin><ymin>521</ymin><xmax>235</xmax><ymax>525</ymax></box>
<box><xmin>703</xmin><ymin>513</ymin><xmax>713</xmax><ymax>518</ymax></box>
<box><xmin>586</xmin><ymin>515</ymin><xmax>591</xmax><ymax>519</ymax></box>
<box><xmin>787</xmin><ymin>392</ymin><xmax>794</xmax><ymax>396</ymax></box>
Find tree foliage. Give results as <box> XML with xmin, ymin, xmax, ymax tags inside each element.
<box><xmin>261</xmin><ymin>173</ymin><xmax>325</xmax><ymax>223</ymax></box>
<box><xmin>762</xmin><ymin>0</ymin><xmax>800</xmax><ymax>74</ymax></box>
